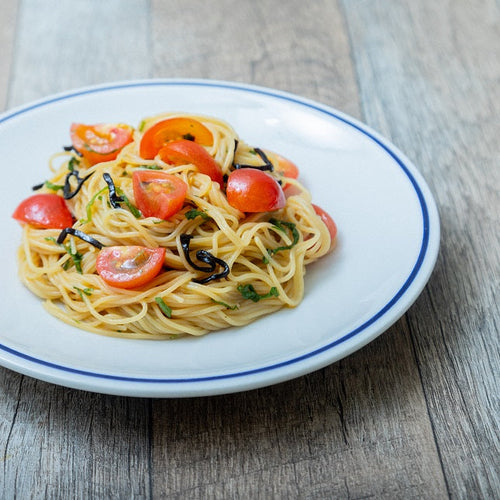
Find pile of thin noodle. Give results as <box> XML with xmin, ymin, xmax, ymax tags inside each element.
<box><xmin>17</xmin><ymin>113</ymin><xmax>333</xmax><ymax>338</ymax></box>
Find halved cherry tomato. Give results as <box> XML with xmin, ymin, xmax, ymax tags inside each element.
<box><xmin>283</xmin><ymin>183</ymin><xmax>303</xmax><ymax>198</ymax></box>
<box><xmin>266</xmin><ymin>150</ymin><xmax>300</xmax><ymax>180</ymax></box>
<box><xmin>158</xmin><ymin>139</ymin><xmax>223</xmax><ymax>186</ymax></box>
<box><xmin>132</xmin><ymin>170</ymin><xmax>187</xmax><ymax>219</ymax></box>
<box><xmin>70</xmin><ymin>123</ymin><xmax>133</xmax><ymax>165</ymax></box>
<box><xmin>226</xmin><ymin>168</ymin><xmax>286</xmax><ymax>213</ymax></box>
<box><xmin>12</xmin><ymin>193</ymin><xmax>73</xmax><ymax>229</ymax></box>
<box><xmin>312</xmin><ymin>204</ymin><xmax>337</xmax><ymax>244</ymax></box>
<box><xmin>139</xmin><ymin>117</ymin><xmax>213</xmax><ymax>159</ymax></box>
<box><xmin>96</xmin><ymin>246</ymin><xmax>166</xmax><ymax>289</ymax></box>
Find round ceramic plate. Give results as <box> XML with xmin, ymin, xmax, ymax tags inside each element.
<box><xmin>0</xmin><ymin>80</ymin><xmax>439</xmax><ymax>397</ymax></box>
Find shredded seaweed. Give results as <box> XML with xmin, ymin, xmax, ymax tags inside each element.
<box><xmin>233</xmin><ymin>147</ymin><xmax>274</xmax><ymax>172</ymax></box>
<box><xmin>180</xmin><ymin>234</ymin><xmax>230</xmax><ymax>284</ymax></box>
<box><xmin>56</xmin><ymin>227</ymin><xmax>104</xmax><ymax>250</ymax></box>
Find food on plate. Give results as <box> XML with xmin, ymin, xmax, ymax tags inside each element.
<box><xmin>12</xmin><ymin>113</ymin><xmax>336</xmax><ymax>338</ymax></box>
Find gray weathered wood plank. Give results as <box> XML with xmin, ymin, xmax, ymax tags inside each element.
<box><xmin>7</xmin><ymin>0</ymin><xmax>151</xmax><ymax>107</ymax></box>
<box><xmin>342</xmin><ymin>0</ymin><xmax>500</xmax><ymax>497</ymax></box>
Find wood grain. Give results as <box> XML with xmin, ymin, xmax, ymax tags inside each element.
<box><xmin>0</xmin><ymin>0</ymin><xmax>498</xmax><ymax>498</ymax></box>
<box><xmin>7</xmin><ymin>0</ymin><xmax>151</xmax><ymax>107</ymax></box>
<box><xmin>342</xmin><ymin>0</ymin><xmax>500</xmax><ymax>497</ymax></box>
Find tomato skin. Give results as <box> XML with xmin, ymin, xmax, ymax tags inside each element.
<box><xmin>70</xmin><ymin>123</ymin><xmax>133</xmax><ymax>165</ymax></box>
<box><xmin>226</xmin><ymin>168</ymin><xmax>286</xmax><ymax>213</ymax></box>
<box><xmin>140</xmin><ymin>118</ymin><xmax>214</xmax><ymax>159</ymax></box>
<box><xmin>266</xmin><ymin>150</ymin><xmax>299</xmax><ymax>179</ymax></box>
<box><xmin>12</xmin><ymin>193</ymin><xmax>73</xmax><ymax>229</ymax></box>
<box><xmin>96</xmin><ymin>246</ymin><xmax>166</xmax><ymax>289</ymax></box>
<box><xmin>312</xmin><ymin>204</ymin><xmax>337</xmax><ymax>244</ymax></box>
<box><xmin>132</xmin><ymin>170</ymin><xmax>187</xmax><ymax>219</ymax></box>
<box><xmin>158</xmin><ymin>139</ymin><xmax>223</xmax><ymax>186</ymax></box>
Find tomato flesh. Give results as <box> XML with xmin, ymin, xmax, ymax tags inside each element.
<box><xmin>266</xmin><ymin>150</ymin><xmax>299</xmax><ymax>179</ymax></box>
<box><xmin>70</xmin><ymin>123</ymin><xmax>133</xmax><ymax>165</ymax></box>
<box><xmin>312</xmin><ymin>204</ymin><xmax>337</xmax><ymax>245</ymax></box>
<box><xmin>132</xmin><ymin>170</ymin><xmax>187</xmax><ymax>219</ymax></box>
<box><xmin>96</xmin><ymin>246</ymin><xmax>166</xmax><ymax>289</ymax></box>
<box><xmin>12</xmin><ymin>193</ymin><xmax>73</xmax><ymax>229</ymax></box>
<box><xmin>226</xmin><ymin>168</ymin><xmax>286</xmax><ymax>213</ymax></box>
<box><xmin>158</xmin><ymin>139</ymin><xmax>223</xmax><ymax>186</ymax></box>
<box><xmin>140</xmin><ymin>117</ymin><xmax>213</xmax><ymax>159</ymax></box>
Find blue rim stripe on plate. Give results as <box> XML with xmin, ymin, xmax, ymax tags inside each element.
<box><xmin>0</xmin><ymin>80</ymin><xmax>431</xmax><ymax>384</ymax></box>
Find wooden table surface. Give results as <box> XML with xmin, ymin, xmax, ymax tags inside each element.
<box><xmin>1</xmin><ymin>1</ymin><xmax>498</xmax><ymax>498</ymax></box>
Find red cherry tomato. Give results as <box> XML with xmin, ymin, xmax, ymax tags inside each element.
<box><xmin>266</xmin><ymin>150</ymin><xmax>299</xmax><ymax>179</ymax></box>
<box><xmin>96</xmin><ymin>246</ymin><xmax>166</xmax><ymax>289</ymax></box>
<box><xmin>12</xmin><ymin>193</ymin><xmax>73</xmax><ymax>229</ymax></box>
<box><xmin>139</xmin><ymin>117</ymin><xmax>213</xmax><ymax>159</ymax></box>
<box><xmin>70</xmin><ymin>123</ymin><xmax>133</xmax><ymax>165</ymax></box>
<box><xmin>312</xmin><ymin>204</ymin><xmax>337</xmax><ymax>243</ymax></box>
<box><xmin>132</xmin><ymin>170</ymin><xmax>187</xmax><ymax>219</ymax></box>
<box><xmin>158</xmin><ymin>139</ymin><xmax>223</xmax><ymax>186</ymax></box>
<box><xmin>226</xmin><ymin>168</ymin><xmax>286</xmax><ymax>213</ymax></box>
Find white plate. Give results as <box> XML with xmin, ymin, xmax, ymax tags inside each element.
<box><xmin>0</xmin><ymin>80</ymin><xmax>439</xmax><ymax>397</ymax></box>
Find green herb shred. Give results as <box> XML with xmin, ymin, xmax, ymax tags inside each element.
<box><xmin>44</xmin><ymin>180</ymin><xmax>64</xmax><ymax>191</ymax></box>
<box><xmin>211</xmin><ymin>299</ymin><xmax>239</xmax><ymax>310</ymax></box>
<box><xmin>116</xmin><ymin>188</ymin><xmax>142</xmax><ymax>218</ymax></box>
<box><xmin>62</xmin><ymin>246</ymin><xmax>83</xmax><ymax>273</ymax></box>
<box><xmin>80</xmin><ymin>187</ymin><xmax>107</xmax><ymax>224</ymax></box>
<box><xmin>74</xmin><ymin>286</ymin><xmax>93</xmax><ymax>298</ymax></box>
<box><xmin>237</xmin><ymin>284</ymin><xmax>279</xmax><ymax>302</ymax></box>
<box><xmin>155</xmin><ymin>297</ymin><xmax>172</xmax><ymax>318</ymax></box>
<box><xmin>140</xmin><ymin>164</ymin><xmax>163</xmax><ymax>170</ymax></box>
<box><xmin>68</xmin><ymin>157</ymin><xmax>80</xmax><ymax>172</ymax></box>
<box><xmin>46</xmin><ymin>236</ymin><xmax>83</xmax><ymax>273</ymax></box>
<box><xmin>265</xmin><ymin>219</ymin><xmax>299</xmax><ymax>260</ymax></box>
<box><xmin>185</xmin><ymin>209</ymin><xmax>209</xmax><ymax>221</ymax></box>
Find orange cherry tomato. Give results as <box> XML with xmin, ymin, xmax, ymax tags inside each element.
<box><xmin>96</xmin><ymin>246</ymin><xmax>166</xmax><ymax>289</ymax></box>
<box><xmin>139</xmin><ymin>117</ymin><xmax>214</xmax><ymax>159</ymax></box>
<box><xmin>158</xmin><ymin>139</ymin><xmax>223</xmax><ymax>186</ymax></box>
<box><xmin>12</xmin><ymin>193</ymin><xmax>73</xmax><ymax>229</ymax></box>
<box><xmin>226</xmin><ymin>168</ymin><xmax>286</xmax><ymax>213</ymax></box>
<box><xmin>132</xmin><ymin>170</ymin><xmax>187</xmax><ymax>219</ymax></box>
<box><xmin>312</xmin><ymin>204</ymin><xmax>337</xmax><ymax>244</ymax></box>
<box><xmin>266</xmin><ymin>150</ymin><xmax>299</xmax><ymax>180</ymax></box>
<box><xmin>70</xmin><ymin>123</ymin><xmax>133</xmax><ymax>165</ymax></box>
